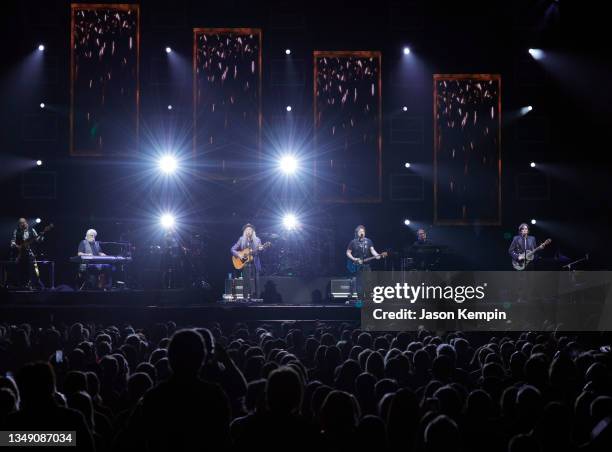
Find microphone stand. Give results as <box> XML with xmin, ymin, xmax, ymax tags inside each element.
<box><xmin>563</xmin><ymin>254</ymin><xmax>589</xmax><ymax>271</ymax></box>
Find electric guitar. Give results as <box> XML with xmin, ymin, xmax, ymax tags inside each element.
<box><xmin>232</xmin><ymin>242</ymin><xmax>271</xmax><ymax>270</ymax></box>
<box><xmin>347</xmin><ymin>251</ymin><xmax>388</xmax><ymax>274</ymax></box>
<box><xmin>512</xmin><ymin>238</ymin><xmax>551</xmax><ymax>271</ymax></box>
<box><xmin>15</xmin><ymin>224</ymin><xmax>54</xmax><ymax>262</ymax></box>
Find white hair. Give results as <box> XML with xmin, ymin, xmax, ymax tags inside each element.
<box><xmin>242</xmin><ymin>226</ymin><xmax>257</xmax><ymax>241</ymax></box>
<box><xmin>85</xmin><ymin>229</ymin><xmax>97</xmax><ymax>239</ymax></box>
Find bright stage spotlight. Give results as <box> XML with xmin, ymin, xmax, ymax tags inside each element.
<box><xmin>282</xmin><ymin>214</ymin><xmax>298</xmax><ymax>231</ymax></box>
<box><xmin>279</xmin><ymin>155</ymin><xmax>298</xmax><ymax>175</ymax></box>
<box><xmin>530</xmin><ymin>162</ymin><xmax>536</xmax><ymax>168</ymax></box>
<box><xmin>38</xmin><ymin>44</ymin><xmax>45</xmax><ymax>52</ymax></box>
<box><xmin>528</xmin><ymin>48</ymin><xmax>544</xmax><ymax>60</ymax></box>
<box><xmin>35</xmin><ymin>218</ymin><xmax>41</xmax><ymax>224</ymax></box>
<box><xmin>531</xmin><ymin>219</ymin><xmax>537</xmax><ymax>225</ymax></box>
<box><xmin>402</xmin><ymin>106</ymin><xmax>408</xmax><ymax>112</ymax></box>
<box><xmin>404</xmin><ymin>162</ymin><xmax>411</xmax><ymax>168</ymax></box>
<box><xmin>167</xmin><ymin>104</ymin><xmax>173</xmax><ymax>110</ymax></box>
<box><xmin>158</xmin><ymin>155</ymin><xmax>178</xmax><ymax>174</ymax></box>
<box><xmin>36</xmin><ymin>160</ymin><xmax>43</xmax><ymax>166</ymax></box>
<box><xmin>39</xmin><ymin>102</ymin><xmax>45</xmax><ymax>109</ymax></box>
<box><xmin>165</xmin><ymin>46</ymin><xmax>172</xmax><ymax>54</ymax></box>
<box><xmin>404</xmin><ymin>219</ymin><xmax>411</xmax><ymax>226</ymax></box>
<box><xmin>285</xmin><ymin>49</ymin><xmax>291</xmax><ymax>55</ymax></box>
<box><xmin>286</xmin><ymin>105</ymin><xmax>292</xmax><ymax>112</ymax></box>
<box><xmin>160</xmin><ymin>214</ymin><xmax>175</xmax><ymax>229</ymax></box>
<box><xmin>520</xmin><ymin>105</ymin><xmax>533</xmax><ymax>115</ymax></box>
<box><xmin>403</xmin><ymin>47</ymin><xmax>411</xmax><ymax>55</ymax></box>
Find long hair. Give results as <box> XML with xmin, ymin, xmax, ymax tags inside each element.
<box><xmin>518</xmin><ymin>223</ymin><xmax>529</xmax><ymax>233</ymax></box>
<box><xmin>240</xmin><ymin>227</ymin><xmax>259</xmax><ymax>248</ymax></box>
<box><xmin>242</xmin><ymin>228</ymin><xmax>258</xmax><ymax>241</ymax></box>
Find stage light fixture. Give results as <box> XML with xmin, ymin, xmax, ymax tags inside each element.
<box><xmin>279</xmin><ymin>155</ymin><xmax>298</xmax><ymax>175</ymax></box>
<box><xmin>160</xmin><ymin>214</ymin><xmax>175</xmax><ymax>229</ymax></box>
<box><xmin>158</xmin><ymin>155</ymin><xmax>178</xmax><ymax>174</ymax></box>
<box><xmin>286</xmin><ymin>105</ymin><xmax>292</xmax><ymax>112</ymax></box>
<box><xmin>36</xmin><ymin>160</ymin><xmax>43</xmax><ymax>166</ymax></box>
<box><xmin>283</xmin><ymin>214</ymin><xmax>298</xmax><ymax>231</ymax></box>
<box><xmin>39</xmin><ymin>102</ymin><xmax>45</xmax><ymax>109</ymax></box>
<box><xmin>38</xmin><ymin>44</ymin><xmax>45</xmax><ymax>52</ymax></box>
<box><xmin>530</xmin><ymin>162</ymin><xmax>536</xmax><ymax>168</ymax></box>
<box><xmin>285</xmin><ymin>49</ymin><xmax>291</xmax><ymax>55</ymax></box>
<box><xmin>404</xmin><ymin>162</ymin><xmax>411</xmax><ymax>168</ymax></box>
<box><xmin>35</xmin><ymin>218</ymin><xmax>41</xmax><ymax>224</ymax></box>
<box><xmin>402</xmin><ymin>106</ymin><xmax>408</xmax><ymax>112</ymax></box>
<box><xmin>167</xmin><ymin>104</ymin><xmax>173</xmax><ymax>110</ymax></box>
<box><xmin>165</xmin><ymin>46</ymin><xmax>172</xmax><ymax>54</ymax></box>
<box><xmin>404</xmin><ymin>219</ymin><xmax>411</xmax><ymax>226</ymax></box>
<box><xmin>531</xmin><ymin>219</ymin><xmax>537</xmax><ymax>225</ymax></box>
<box><xmin>403</xmin><ymin>47</ymin><xmax>411</xmax><ymax>55</ymax></box>
<box><xmin>528</xmin><ymin>48</ymin><xmax>544</xmax><ymax>60</ymax></box>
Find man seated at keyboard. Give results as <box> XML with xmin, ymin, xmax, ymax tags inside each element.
<box><xmin>77</xmin><ymin>229</ymin><xmax>112</xmax><ymax>290</ymax></box>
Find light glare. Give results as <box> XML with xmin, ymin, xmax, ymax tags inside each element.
<box><xmin>159</xmin><ymin>155</ymin><xmax>178</xmax><ymax>174</ymax></box>
<box><xmin>283</xmin><ymin>214</ymin><xmax>298</xmax><ymax>230</ymax></box>
<box><xmin>160</xmin><ymin>214</ymin><xmax>175</xmax><ymax>229</ymax></box>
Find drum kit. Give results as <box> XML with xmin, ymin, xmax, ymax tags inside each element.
<box><xmin>258</xmin><ymin>230</ymin><xmax>326</xmax><ymax>276</ymax></box>
<box><xmin>141</xmin><ymin>231</ymin><xmax>208</xmax><ymax>289</ymax></box>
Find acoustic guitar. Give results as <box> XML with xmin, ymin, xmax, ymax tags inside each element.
<box><xmin>347</xmin><ymin>251</ymin><xmax>388</xmax><ymax>274</ymax></box>
<box><xmin>232</xmin><ymin>242</ymin><xmax>271</xmax><ymax>270</ymax></box>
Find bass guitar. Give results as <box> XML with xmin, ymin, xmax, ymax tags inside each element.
<box><xmin>512</xmin><ymin>238</ymin><xmax>551</xmax><ymax>271</ymax></box>
<box><xmin>232</xmin><ymin>242</ymin><xmax>271</xmax><ymax>270</ymax></box>
<box><xmin>15</xmin><ymin>223</ymin><xmax>54</xmax><ymax>261</ymax></box>
<box><xmin>347</xmin><ymin>251</ymin><xmax>388</xmax><ymax>274</ymax></box>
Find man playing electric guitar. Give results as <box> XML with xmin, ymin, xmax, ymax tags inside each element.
<box><xmin>10</xmin><ymin>218</ymin><xmax>45</xmax><ymax>289</ymax></box>
<box><xmin>346</xmin><ymin>225</ymin><xmax>383</xmax><ymax>298</ymax></box>
<box><xmin>508</xmin><ymin>222</ymin><xmax>551</xmax><ymax>270</ymax></box>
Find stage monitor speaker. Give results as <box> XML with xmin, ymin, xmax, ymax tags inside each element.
<box><xmin>331</xmin><ymin>279</ymin><xmax>355</xmax><ymax>299</ymax></box>
<box><xmin>223</xmin><ymin>277</ymin><xmax>249</xmax><ymax>300</ymax></box>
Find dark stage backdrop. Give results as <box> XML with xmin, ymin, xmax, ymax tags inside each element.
<box><xmin>314</xmin><ymin>51</ymin><xmax>382</xmax><ymax>203</ymax></box>
<box><xmin>193</xmin><ymin>28</ymin><xmax>262</xmax><ymax>179</ymax></box>
<box><xmin>69</xmin><ymin>3</ymin><xmax>140</xmax><ymax>156</ymax></box>
<box><xmin>434</xmin><ymin>74</ymin><xmax>501</xmax><ymax>225</ymax></box>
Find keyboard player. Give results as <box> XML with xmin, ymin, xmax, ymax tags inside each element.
<box><xmin>77</xmin><ymin>229</ymin><xmax>112</xmax><ymax>289</ymax></box>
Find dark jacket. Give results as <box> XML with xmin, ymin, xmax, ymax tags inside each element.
<box><xmin>508</xmin><ymin>235</ymin><xmax>537</xmax><ymax>261</ymax></box>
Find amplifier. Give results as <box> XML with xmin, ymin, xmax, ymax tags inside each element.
<box><xmin>330</xmin><ymin>278</ymin><xmax>355</xmax><ymax>299</ymax></box>
<box><xmin>223</xmin><ymin>277</ymin><xmax>247</xmax><ymax>300</ymax></box>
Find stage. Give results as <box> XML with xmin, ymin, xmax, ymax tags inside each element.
<box><xmin>0</xmin><ymin>289</ymin><xmax>360</xmax><ymax>325</ymax></box>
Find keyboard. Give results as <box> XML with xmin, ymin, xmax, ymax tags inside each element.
<box><xmin>70</xmin><ymin>256</ymin><xmax>132</xmax><ymax>264</ymax></box>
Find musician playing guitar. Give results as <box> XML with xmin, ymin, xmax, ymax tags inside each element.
<box><xmin>346</xmin><ymin>225</ymin><xmax>385</xmax><ymax>298</ymax></box>
<box><xmin>10</xmin><ymin>218</ymin><xmax>45</xmax><ymax>289</ymax></box>
<box><xmin>508</xmin><ymin>223</ymin><xmax>551</xmax><ymax>271</ymax></box>
<box><xmin>231</xmin><ymin>223</ymin><xmax>266</xmax><ymax>299</ymax></box>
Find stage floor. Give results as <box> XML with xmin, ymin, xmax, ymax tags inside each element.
<box><xmin>0</xmin><ymin>289</ymin><xmax>360</xmax><ymax>325</ymax></box>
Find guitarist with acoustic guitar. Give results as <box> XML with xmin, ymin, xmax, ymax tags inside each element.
<box><xmin>508</xmin><ymin>222</ymin><xmax>551</xmax><ymax>271</ymax></box>
<box><xmin>230</xmin><ymin>223</ymin><xmax>270</xmax><ymax>299</ymax></box>
<box><xmin>10</xmin><ymin>218</ymin><xmax>48</xmax><ymax>289</ymax></box>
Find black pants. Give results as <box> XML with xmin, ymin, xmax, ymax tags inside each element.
<box><xmin>15</xmin><ymin>256</ymin><xmax>42</xmax><ymax>289</ymax></box>
<box><xmin>242</xmin><ymin>262</ymin><xmax>258</xmax><ymax>299</ymax></box>
<box><xmin>352</xmin><ymin>264</ymin><xmax>371</xmax><ymax>299</ymax></box>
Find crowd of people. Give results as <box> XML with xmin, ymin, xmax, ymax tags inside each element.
<box><xmin>0</xmin><ymin>320</ymin><xmax>611</xmax><ymax>451</ymax></box>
